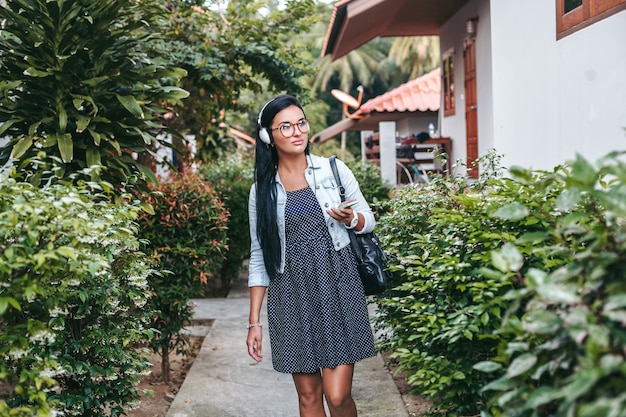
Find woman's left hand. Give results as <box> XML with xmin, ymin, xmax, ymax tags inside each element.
<box><xmin>327</xmin><ymin>200</ymin><xmax>356</xmax><ymax>227</ymax></box>
<box><xmin>246</xmin><ymin>327</ymin><xmax>263</xmax><ymax>362</ymax></box>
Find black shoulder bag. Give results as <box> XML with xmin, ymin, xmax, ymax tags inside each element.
<box><xmin>329</xmin><ymin>156</ymin><xmax>390</xmax><ymax>295</ymax></box>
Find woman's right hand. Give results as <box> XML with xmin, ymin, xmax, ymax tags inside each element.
<box><xmin>246</xmin><ymin>327</ymin><xmax>263</xmax><ymax>362</ymax></box>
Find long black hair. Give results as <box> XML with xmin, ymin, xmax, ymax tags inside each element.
<box><xmin>254</xmin><ymin>94</ymin><xmax>310</xmax><ymax>277</ymax></box>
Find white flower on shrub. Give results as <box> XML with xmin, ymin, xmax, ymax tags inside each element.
<box><xmin>126</xmin><ymin>400</ymin><xmax>141</xmax><ymax>410</ymax></box>
<box><xmin>109</xmin><ymin>306</ymin><xmax>129</xmax><ymax>314</ymax></box>
<box><xmin>50</xmin><ymin>321</ymin><xmax>65</xmax><ymax>331</ymax></box>
<box><xmin>6</xmin><ymin>348</ymin><xmax>30</xmax><ymax>360</ymax></box>
<box><xmin>29</xmin><ymin>329</ymin><xmax>55</xmax><ymax>344</ymax></box>
<box><xmin>99</xmin><ymin>238</ymin><xmax>117</xmax><ymax>247</ymax></box>
<box><xmin>127</xmin><ymin>273</ymin><xmax>148</xmax><ymax>287</ymax></box>
<box><xmin>139</xmin><ymin>368</ymin><xmax>153</xmax><ymax>376</ymax></box>
<box><xmin>39</xmin><ymin>366</ymin><xmax>65</xmax><ymax>378</ymax></box>
<box><xmin>132</xmin><ymin>296</ymin><xmax>147</xmax><ymax>308</ymax></box>
<box><xmin>49</xmin><ymin>306</ymin><xmax>69</xmax><ymax>317</ymax></box>
<box><xmin>108</xmin><ymin>298</ymin><xmax>120</xmax><ymax>309</ymax></box>
<box><xmin>76</xmin><ymin>235</ymin><xmax>97</xmax><ymax>244</ymax></box>
<box><xmin>25</xmin><ymin>290</ymin><xmax>37</xmax><ymax>303</ymax></box>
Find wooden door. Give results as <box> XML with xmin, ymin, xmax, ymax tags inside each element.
<box><xmin>464</xmin><ymin>35</ymin><xmax>479</xmax><ymax>179</ymax></box>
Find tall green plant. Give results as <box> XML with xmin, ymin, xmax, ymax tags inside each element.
<box><xmin>0</xmin><ymin>172</ymin><xmax>153</xmax><ymax>417</ymax></box>
<box><xmin>200</xmin><ymin>155</ymin><xmax>254</xmax><ymax>293</ymax></box>
<box><xmin>138</xmin><ymin>172</ymin><xmax>228</xmax><ymax>380</ymax></box>
<box><xmin>0</xmin><ymin>0</ymin><xmax>188</xmax><ymax>189</ymax></box>
<box><xmin>374</xmin><ymin>150</ymin><xmax>548</xmax><ymax>415</ymax></box>
<box><xmin>154</xmin><ymin>0</ymin><xmax>316</xmax><ymax>161</ymax></box>
<box><xmin>475</xmin><ymin>152</ymin><xmax>626</xmax><ymax>417</ymax></box>
<box><xmin>376</xmin><ymin>149</ymin><xmax>626</xmax><ymax>416</ymax></box>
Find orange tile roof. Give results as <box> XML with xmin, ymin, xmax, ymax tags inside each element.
<box><xmin>359</xmin><ymin>67</ymin><xmax>440</xmax><ymax>114</ymax></box>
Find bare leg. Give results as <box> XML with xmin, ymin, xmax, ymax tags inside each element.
<box><xmin>322</xmin><ymin>364</ymin><xmax>357</xmax><ymax>417</ymax></box>
<box><xmin>292</xmin><ymin>371</ymin><xmax>327</xmax><ymax>417</ymax></box>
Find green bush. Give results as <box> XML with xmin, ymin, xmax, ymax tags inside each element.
<box><xmin>138</xmin><ymin>171</ymin><xmax>228</xmax><ymax>379</ymax></box>
<box><xmin>376</xmin><ymin>149</ymin><xmax>626</xmax><ymax>416</ymax></box>
<box><xmin>0</xmin><ymin>0</ymin><xmax>187</xmax><ymax>190</ymax></box>
<box><xmin>375</xmin><ymin>151</ymin><xmax>522</xmax><ymax>415</ymax></box>
<box><xmin>475</xmin><ymin>152</ymin><xmax>626</xmax><ymax>417</ymax></box>
<box><xmin>200</xmin><ymin>155</ymin><xmax>254</xmax><ymax>293</ymax></box>
<box><xmin>0</xmin><ymin>176</ymin><xmax>153</xmax><ymax>417</ymax></box>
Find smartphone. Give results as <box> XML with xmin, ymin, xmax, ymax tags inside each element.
<box><xmin>338</xmin><ymin>200</ymin><xmax>358</xmax><ymax>210</ymax></box>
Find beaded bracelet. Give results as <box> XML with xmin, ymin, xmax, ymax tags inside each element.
<box><xmin>246</xmin><ymin>323</ymin><xmax>262</xmax><ymax>329</ymax></box>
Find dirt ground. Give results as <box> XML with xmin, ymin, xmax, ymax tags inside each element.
<box><xmin>125</xmin><ymin>335</ymin><xmax>205</xmax><ymax>417</ymax></box>
<box><xmin>126</xmin><ymin>337</ymin><xmax>431</xmax><ymax>417</ymax></box>
<box><xmin>381</xmin><ymin>351</ymin><xmax>432</xmax><ymax>417</ymax></box>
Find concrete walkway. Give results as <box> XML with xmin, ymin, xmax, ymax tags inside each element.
<box><xmin>166</xmin><ymin>269</ymin><xmax>409</xmax><ymax>417</ymax></box>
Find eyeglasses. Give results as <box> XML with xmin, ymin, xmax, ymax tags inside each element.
<box><xmin>271</xmin><ymin>118</ymin><xmax>310</xmax><ymax>137</ymax></box>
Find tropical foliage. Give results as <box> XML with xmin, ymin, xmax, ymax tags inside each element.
<box><xmin>376</xmin><ymin>150</ymin><xmax>626</xmax><ymax>416</ymax></box>
<box><xmin>200</xmin><ymin>154</ymin><xmax>255</xmax><ymax>293</ymax></box>
<box><xmin>311</xmin><ymin>31</ymin><xmax>438</xmax><ymax>156</ymax></box>
<box><xmin>137</xmin><ymin>171</ymin><xmax>229</xmax><ymax>380</ymax></box>
<box><xmin>0</xmin><ymin>0</ymin><xmax>188</xmax><ymax>190</ymax></box>
<box><xmin>478</xmin><ymin>152</ymin><xmax>626</xmax><ymax>417</ymax></box>
<box><xmin>376</xmin><ymin>151</ymin><xmax>513</xmax><ymax>416</ymax></box>
<box><xmin>0</xmin><ymin>0</ymin><xmax>449</xmax><ymax>414</ymax></box>
<box><xmin>156</xmin><ymin>0</ymin><xmax>317</xmax><ymax>161</ymax></box>
<box><xmin>0</xmin><ymin>171</ymin><xmax>153</xmax><ymax>417</ymax></box>
<box><xmin>388</xmin><ymin>36</ymin><xmax>440</xmax><ymax>80</ymax></box>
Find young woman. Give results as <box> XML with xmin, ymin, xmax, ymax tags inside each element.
<box><xmin>246</xmin><ymin>94</ymin><xmax>377</xmax><ymax>417</ymax></box>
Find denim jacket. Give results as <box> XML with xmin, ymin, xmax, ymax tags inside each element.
<box><xmin>248</xmin><ymin>154</ymin><xmax>376</xmax><ymax>287</ymax></box>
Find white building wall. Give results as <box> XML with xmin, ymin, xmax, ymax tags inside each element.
<box><xmin>488</xmin><ymin>1</ymin><xmax>626</xmax><ymax>171</ymax></box>
<box><xmin>552</xmin><ymin>12</ymin><xmax>626</xmax><ymax>167</ymax></box>
<box><xmin>442</xmin><ymin>1</ymin><xmax>626</xmax><ymax>173</ymax></box>
<box><xmin>379</xmin><ymin>121</ymin><xmax>397</xmax><ymax>186</ymax></box>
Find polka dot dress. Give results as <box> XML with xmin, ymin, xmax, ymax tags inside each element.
<box><xmin>267</xmin><ymin>186</ymin><xmax>376</xmax><ymax>374</ymax></box>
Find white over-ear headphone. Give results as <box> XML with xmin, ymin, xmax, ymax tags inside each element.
<box><xmin>257</xmin><ymin>99</ymin><xmax>273</xmax><ymax>145</ymax></box>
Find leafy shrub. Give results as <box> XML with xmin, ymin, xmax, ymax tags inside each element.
<box><xmin>0</xmin><ymin>176</ymin><xmax>153</xmax><ymax>417</ymax></box>
<box><xmin>200</xmin><ymin>155</ymin><xmax>254</xmax><ymax>293</ymax></box>
<box><xmin>138</xmin><ymin>171</ymin><xmax>228</xmax><ymax>379</ymax></box>
<box><xmin>474</xmin><ymin>152</ymin><xmax>626</xmax><ymax>417</ymax></box>
<box><xmin>0</xmin><ymin>0</ymin><xmax>187</xmax><ymax>190</ymax></box>
<box><xmin>375</xmin><ymin>152</ymin><xmax>516</xmax><ymax>415</ymax></box>
<box><xmin>376</xmin><ymin>149</ymin><xmax>626</xmax><ymax>416</ymax></box>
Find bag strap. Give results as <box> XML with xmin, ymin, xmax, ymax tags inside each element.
<box><xmin>329</xmin><ymin>156</ymin><xmax>363</xmax><ymax>263</ymax></box>
<box><xmin>329</xmin><ymin>156</ymin><xmax>346</xmax><ymax>202</ymax></box>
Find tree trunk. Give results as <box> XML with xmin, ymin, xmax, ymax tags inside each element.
<box><xmin>161</xmin><ymin>344</ymin><xmax>171</xmax><ymax>382</ymax></box>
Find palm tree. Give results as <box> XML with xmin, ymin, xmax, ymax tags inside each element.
<box><xmin>388</xmin><ymin>36</ymin><xmax>440</xmax><ymax>79</ymax></box>
<box><xmin>312</xmin><ymin>37</ymin><xmax>394</xmax><ymax>93</ymax></box>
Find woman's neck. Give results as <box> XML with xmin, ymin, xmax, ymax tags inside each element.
<box><xmin>277</xmin><ymin>153</ymin><xmax>309</xmax><ymax>191</ymax></box>
<box><xmin>278</xmin><ymin>153</ymin><xmax>308</xmax><ymax>175</ymax></box>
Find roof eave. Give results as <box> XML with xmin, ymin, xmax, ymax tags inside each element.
<box><xmin>322</xmin><ymin>0</ymin><xmax>469</xmax><ymax>60</ymax></box>
<box><xmin>321</xmin><ymin>0</ymin><xmax>350</xmax><ymax>58</ymax></box>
